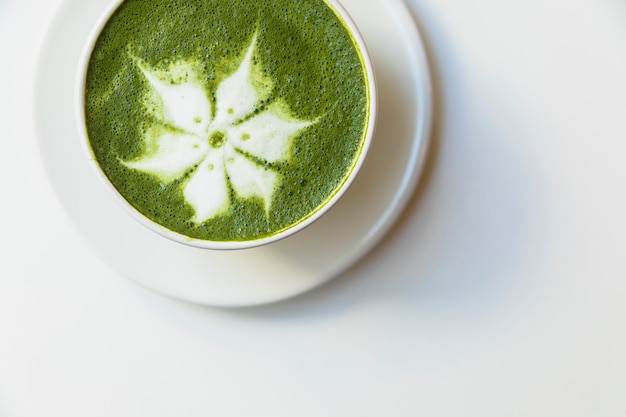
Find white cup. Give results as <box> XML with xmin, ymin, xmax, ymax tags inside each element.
<box><xmin>76</xmin><ymin>0</ymin><xmax>377</xmax><ymax>250</ymax></box>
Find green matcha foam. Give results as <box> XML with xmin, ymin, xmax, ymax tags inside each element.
<box><xmin>82</xmin><ymin>0</ymin><xmax>373</xmax><ymax>245</ymax></box>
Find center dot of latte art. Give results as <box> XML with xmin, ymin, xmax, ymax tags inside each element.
<box><xmin>209</xmin><ymin>131</ymin><xmax>227</xmax><ymax>149</ymax></box>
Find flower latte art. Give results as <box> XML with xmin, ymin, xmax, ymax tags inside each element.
<box><xmin>83</xmin><ymin>0</ymin><xmax>371</xmax><ymax>242</ymax></box>
<box><xmin>125</xmin><ymin>36</ymin><xmax>313</xmax><ymax>222</ymax></box>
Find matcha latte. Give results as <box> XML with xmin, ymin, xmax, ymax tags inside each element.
<box><xmin>79</xmin><ymin>0</ymin><xmax>375</xmax><ymax>248</ymax></box>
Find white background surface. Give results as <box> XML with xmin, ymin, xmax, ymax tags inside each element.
<box><xmin>1</xmin><ymin>0</ymin><xmax>626</xmax><ymax>415</ymax></box>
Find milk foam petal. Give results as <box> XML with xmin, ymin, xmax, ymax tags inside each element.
<box><xmin>183</xmin><ymin>149</ymin><xmax>230</xmax><ymax>222</ymax></box>
<box><xmin>140</xmin><ymin>65</ymin><xmax>212</xmax><ymax>137</ymax></box>
<box><xmin>229</xmin><ymin>102</ymin><xmax>313</xmax><ymax>163</ymax></box>
<box><xmin>124</xmin><ymin>132</ymin><xmax>208</xmax><ymax>183</ymax></box>
<box><xmin>225</xmin><ymin>146</ymin><xmax>278</xmax><ymax>212</ymax></box>
<box><xmin>213</xmin><ymin>35</ymin><xmax>269</xmax><ymax>126</ymax></box>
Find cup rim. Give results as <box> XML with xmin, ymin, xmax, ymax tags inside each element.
<box><xmin>75</xmin><ymin>0</ymin><xmax>377</xmax><ymax>250</ymax></box>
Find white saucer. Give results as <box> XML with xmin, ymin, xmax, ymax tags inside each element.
<box><xmin>34</xmin><ymin>0</ymin><xmax>432</xmax><ymax>307</ymax></box>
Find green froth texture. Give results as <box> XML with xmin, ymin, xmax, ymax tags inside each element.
<box><xmin>85</xmin><ymin>0</ymin><xmax>369</xmax><ymax>242</ymax></box>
